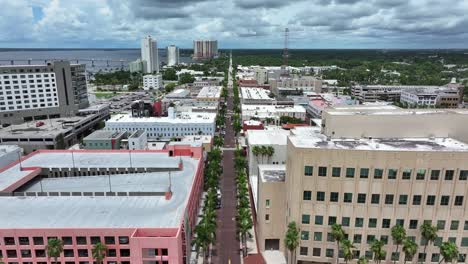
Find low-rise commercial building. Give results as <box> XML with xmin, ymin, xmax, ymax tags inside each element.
<box><xmin>143</xmin><ymin>74</ymin><xmax>163</xmax><ymax>90</ymax></box>
<box><xmin>196</xmin><ymin>86</ymin><xmax>222</xmax><ymax>102</ymax></box>
<box><xmin>83</xmin><ymin>130</ymin><xmax>126</xmax><ymax>150</ymax></box>
<box><xmin>128</xmin><ymin>130</ymin><xmax>148</xmax><ymax>150</ymax></box>
<box><xmin>306</xmin><ymin>94</ymin><xmax>357</xmax><ymax>118</ymax></box>
<box><xmin>400</xmin><ymin>87</ymin><xmax>460</xmax><ymax>108</ymax></box>
<box><xmin>241</xmin><ymin>104</ymin><xmax>306</xmax><ymax>125</ymax></box>
<box><xmin>0</xmin><ymin>145</ymin><xmax>204</xmax><ymax>264</ymax></box>
<box><xmin>105</xmin><ymin>108</ymin><xmax>216</xmax><ymax>140</ymax></box>
<box><xmin>241</xmin><ymin>87</ymin><xmax>274</xmax><ymax>105</ymax></box>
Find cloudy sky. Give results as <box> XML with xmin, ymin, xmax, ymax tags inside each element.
<box><xmin>1</xmin><ymin>0</ymin><xmax>468</xmax><ymax>49</ymax></box>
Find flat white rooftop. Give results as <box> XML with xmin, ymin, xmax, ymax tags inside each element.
<box><xmin>0</xmin><ymin>151</ymin><xmax>200</xmax><ymax>228</ymax></box>
<box><xmin>107</xmin><ymin>112</ymin><xmax>216</xmax><ymax>124</ymax></box>
<box><xmin>259</xmin><ymin>164</ymin><xmax>286</xmax><ymax>183</ymax></box>
<box><xmin>325</xmin><ymin>107</ymin><xmax>468</xmax><ymax>116</ymax></box>
<box><xmin>247</xmin><ymin>129</ymin><xmax>290</xmax><ymax>146</ymax></box>
<box><xmin>241</xmin><ymin>87</ymin><xmax>273</xmax><ymax>100</ymax></box>
<box><xmin>197</xmin><ymin>86</ymin><xmax>221</xmax><ymax>98</ymax></box>
<box><xmin>242</xmin><ymin>104</ymin><xmax>306</xmax><ymax>114</ymax></box>
<box><xmin>289</xmin><ymin>132</ymin><xmax>468</xmax><ymax>152</ymax></box>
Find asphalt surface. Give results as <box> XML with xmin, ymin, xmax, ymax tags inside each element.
<box><xmin>211</xmin><ymin>57</ymin><xmax>241</xmax><ymax>264</ymax></box>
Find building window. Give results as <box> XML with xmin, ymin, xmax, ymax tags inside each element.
<box><xmin>360</xmin><ymin>168</ymin><xmax>369</xmax><ymax>178</ymax></box>
<box><xmin>301</xmin><ymin>231</ymin><xmax>309</xmax><ymax>240</ymax></box>
<box><xmin>344</xmin><ymin>193</ymin><xmax>353</xmax><ymax>203</ymax></box>
<box><xmin>332</xmin><ymin>167</ymin><xmax>341</xmax><ymax>177</ymax></box>
<box><xmin>416</xmin><ymin>169</ymin><xmax>426</xmax><ymax>180</ymax></box>
<box><xmin>388</xmin><ymin>169</ymin><xmax>398</xmax><ymax>179</ymax></box>
<box><xmin>385</xmin><ymin>194</ymin><xmax>394</xmax><ymax>205</ymax></box>
<box><xmin>371</xmin><ymin>194</ymin><xmax>380</xmax><ymax>204</ymax></box>
<box><xmin>326</xmin><ymin>248</ymin><xmax>334</xmax><ymax>258</ymax></box>
<box><xmin>369</xmin><ymin>218</ymin><xmax>377</xmax><ymax>228</ymax></box>
<box><xmin>357</xmin><ymin>193</ymin><xmax>366</xmax><ymax>203</ymax></box>
<box><xmin>76</xmin><ymin>236</ymin><xmax>87</xmax><ymax>245</ymax></box>
<box><xmin>316</xmin><ymin>191</ymin><xmax>325</xmax><ymax>201</ymax></box>
<box><xmin>265</xmin><ymin>214</ymin><xmax>270</xmax><ymax>221</ymax></box>
<box><xmin>459</xmin><ymin>170</ymin><xmax>468</xmax><ymax>180</ymax></box>
<box><xmin>431</xmin><ymin>253</ymin><xmax>440</xmax><ymax>262</ymax></box>
<box><xmin>330</xmin><ymin>192</ymin><xmax>339</xmax><ymax>202</ymax></box>
<box><xmin>78</xmin><ymin>249</ymin><xmax>89</xmax><ymax>257</ymax></box>
<box><xmin>455</xmin><ymin>196</ymin><xmax>464</xmax><ymax>206</ymax></box>
<box><xmin>409</xmin><ymin>220</ymin><xmax>418</xmax><ymax>229</ymax></box>
<box><xmin>355</xmin><ymin>218</ymin><xmax>364</xmax><ymax>228</ymax></box>
<box><xmin>315</xmin><ymin>215</ymin><xmax>324</xmax><ymax>225</ymax></box>
<box><xmin>354</xmin><ymin>234</ymin><xmax>362</xmax><ymax>244</ymax></box>
<box><xmin>302</xmin><ymin>214</ymin><xmax>310</xmax><ymax>224</ymax></box>
<box><xmin>437</xmin><ymin>220</ymin><xmax>446</xmax><ymax>230</ymax></box>
<box><xmin>4</xmin><ymin>237</ymin><xmax>15</xmax><ymax>245</ymax></box>
<box><xmin>399</xmin><ymin>195</ymin><xmax>408</xmax><ymax>205</ymax></box>
<box><xmin>33</xmin><ymin>237</ymin><xmax>44</xmax><ymax>245</ymax></box>
<box><xmin>431</xmin><ymin>170</ymin><xmax>440</xmax><ymax>180</ymax></box>
<box><xmin>451</xmin><ymin>220</ymin><xmax>459</xmax><ymax>230</ymax></box>
<box><xmin>318</xmin><ymin>166</ymin><xmax>327</xmax><ymax>176</ymax></box>
<box><xmin>427</xmin><ymin>195</ymin><xmax>435</xmax><ymax>205</ymax></box>
<box><xmin>402</xmin><ymin>169</ymin><xmax>412</xmax><ymax>179</ymax></box>
<box><xmin>105</xmin><ymin>236</ymin><xmax>115</xmax><ymax>244</ymax></box>
<box><xmin>304</xmin><ymin>166</ymin><xmax>313</xmax><ymax>176</ymax></box>
<box><xmin>440</xmin><ymin>196</ymin><xmax>450</xmax><ymax>206</ymax></box>
<box><xmin>62</xmin><ymin>237</ymin><xmax>72</xmax><ymax>245</ymax></box>
<box><xmin>461</xmin><ymin>237</ymin><xmax>468</xmax><ymax>247</ymax></box>
<box><xmin>342</xmin><ymin>217</ymin><xmax>350</xmax><ymax>227</ymax></box>
<box><xmin>327</xmin><ymin>232</ymin><xmax>334</xmax><ymax>242</ymax></box>
<box><xmin>300</xmin><ymin>247</ymin><xmax>308</xmax><ymax>256</ymax></box>
<box><xmin>313</xmin><ymin>248</ymin><xmax>321</xmax><ymax>257</ymax></box>
<box><xmin>119</xmin><ymin>236</ymin><xmax>129</xmax><ymax>244</ymax></box>
<box><xmin>367</xmin><ymin>235</ymin><xmax>376</xmax><ymax>244</ymax></box>
<box><xmin>392</xmin><ymin>252</ymin><xmax>400</xmax><ymax>261</ymax></box>
<box><xmin>328</xmin><ymin>216</ymin><xmax>337</xmax><ymax>226</ymax></box>
<box><xmin>303</xmin><ymin>191</ymin><xmax>312</xmax><ymax>201</ymax></box>
<box><xmin>265</xmin><ymin>199</ymin><xmax>270</xmax><ymax>207</ymax></box>
<box><xmin>346</xmin><ymin>168</ymin><xmax>355</xmax><ymax>178</ymax></box>
<box><xmin>418</xmin><ymin>253</ymin><xmax>427</xmax><ymax>263</ymax></box>
<box><xmin>445</xmin><ymin>170</ymin><xmax>454</xmax><ymax>180</ymax></box>
<box><xmin>19</xmin><ymin>237</ymin><xmax>29</xmax><ymax>245</ymax></box>
<box><xmin>381</xmin><ymin>235</ymin><xmax>389</xmax><ymax>244</ymax></box>
<box><xmin>382</xmin><ymin>219</ymin><xmax>391</xmax><ymax>228</ymax></box>
<box><xmin>413</xmin><ymin>195</ymin><xmax>422</xmax><ymax>205</ymax></box>
<box><xmin>374</xmin><ymin>168</ymin><xmax>383</xmax><ymax>179</ymax></box>
<box><xmin>314</xmin><ymin>232</ymin><xmax>322</xmax><ymax>241</ymax></box>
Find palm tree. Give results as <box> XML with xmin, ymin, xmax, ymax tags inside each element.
<box><xmin>438</xmin><ymin>241</ymin><xmax>458</xmax><ymax>264</ymax></box>
<box><xmin>420</xmin><ymin>222</ymin><xmax>438</xmax><ymax>263</ymax></box>
<box><xmin>192</xmin><ymin>216</ymin><xmax>217</xmax><ymax>264</ymax></box>
<box><xmin>391</xmin><ymin>224</ymin><xmax>406</xmax><ymax>264</ymax></box>
<box><xmin>260</xmin><ymin>146</ymin><xmax>268</xmax><ymax>164</ymax></box>
<box><xmin>46</xmin><ymin>238</ymin><xmax>64</xmax><ymax>264</ymax></box>
<box><xmin>92</xmin><ymin>242</ymin><xmax>107</xmax><ymax>264</ymax></box>
<box><xmin>285</xmin><ymin>221</ymin><xmax>300</xmax><ymax>264</ymax></box>
<box><xmin>331</xmin><ymin>223</ymin><xmax>346</xmax><ymax>264</ymax></box>
<box><xmin>251</xmin><ymin>146</ymin><xmax>260</xmax><ymax>164</ymax></box>
<box><xmin>266</xmin><ymin>146</ymin><xmax>275</xmax><ymax>163</ymax></box>
<box><xmin>341</xmin><ymin>239</ymin><xmax>355</xmax><ymax>264</ymax></box>
<box><xmin>357</xmin><ymin>256</ymin><xmax>369</xmax><ymax>264</ymax></box>
<box><xmin>370</xmin><ymin>240</ymin><xmax>386</xmax><ymax>264</ymax></box>
<box><xmin>238</xmin><ymin>207</ymin><xmax>253</xmax><ymax>257</ymax></box>
<box><xmin>402</xmin><ymin>239</ymin><xmax>418</xmax><ymax>264</ymax></box>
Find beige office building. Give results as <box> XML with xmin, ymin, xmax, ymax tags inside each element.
<box><xmin>254</xmin><ymin>106</ymin><xmax>468</xmax><ymax>264</ymax></box>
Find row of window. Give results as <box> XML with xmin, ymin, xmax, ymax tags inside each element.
<box><xmin>0</xmin><ymin>248</ymin><xmax>130</xmax><ymax>259</ymax></box>
<box><xmin>302</xmin><ymin>191</ymin><xmax>464</xmax><ymax>206</ymax></box>
<box><xmin>298</xmin><ymin>246</ymin><xmax>466</xmax><ymax>263</ymax></box>
<box><xmin>304</xmin><ymin>166</ymin><xmax>468</xmax><ymax>181</ymax></box>
<box><xmin>301</xmin><ymin>215</ymin><xmax>467</xmax><ymax>231</ymax></box>
<box><xmin>1</xmin><ymin>74</ymin><xmax>55</xmax><ymax>79</ymax></box>
<box><xmin>301</xmin><ymin>230</ymin><xmax>468</xmax><ymax>247</ymax></box>
<box><xmin>0</xmin><ymin>236</ymin><xmax>129</xmax><ymax>246</ymax></box>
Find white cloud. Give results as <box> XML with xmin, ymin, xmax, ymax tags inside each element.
<box><xmin>0</xmin><ymin>0</ymin><xmax>467</xmax><ymax>48</ymax></box>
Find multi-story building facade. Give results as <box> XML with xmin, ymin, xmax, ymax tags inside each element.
<box><xmin>0</xmin><ymin>61</ymin><xmax>88</xmax><ymax>125</ymax></box>
<box><xmin>82</xmin><ymin>130</ymin><xmax>126</xmax><ymax>150</ymax></box>
<box><xmin>105</xmin><ymin>108</ymin><xmax>216</xmax><ymax>140</ymax></box>
<box><xmin>196</xmin><ymin>86</ymin><xmax>222</xmax><ymax>102</ymax></box>
<box><xmin>167</xmin><ymin>45</ymin><xmax>180</xmax><ymax>66</ymax></box>
<box><xmin>253</xmin><ymin>106</ymin><xmax>468</xmax><ymax>264</ymax></box>
<box><xmin>141</xmin><ymin>35</ymin><xmax>159</xmax><ymax>73</ymax></box>
<box><xmin>193</xmin><ymin>40</ymin><xmax>218</xmax><ymax>60</ymax></box>
<box><xmin>129</xmin><ymin>58</ymin><xmax>145</xmax><ymax>73</ymax></box>
<box><xmin>143</xmin><ymin>74</ymin><xmax>163</xmax><ymax>90</ymax></box>
<box><xmin>0</xmin><ymin>146</ymin><xmax>204</xmax><ymax>264</ymax></box>
<box><xmin>400</xmin><ymin>87</ymin><xmax>461</xmax><ymax>108</ymax></box>
<box><xmin>241</xmin><ymin>104</ymin><xmax>306</xmax><ymax>125</ymax></box>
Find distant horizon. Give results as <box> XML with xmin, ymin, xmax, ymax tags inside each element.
<box><xmin>1</xmin><ymin>48</ymin><xmax>468</xmax><ymax>51</ymax></box>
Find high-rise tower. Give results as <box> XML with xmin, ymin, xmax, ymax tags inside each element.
<box><xmin>141</xmin><ymin>35</ymin><xmax>159</xmax><ymax>73</ymax></box>
<box><xmin>167</xmin><ymin>45</ymin><xmax>180</xmax><ymax>66</ymax></box>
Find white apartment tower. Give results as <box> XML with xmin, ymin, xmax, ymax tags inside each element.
<box><xmin>141</xmin><ymin>35</ymin><xmax>159</xmax><ymax>74</ymax></box>
<box><xmin>167</xmin><ymin>45</ymin><xmax>180</xmax><ymax>66</ymax></box>
<box><xmin>193</xmin><ymin>40</ymin><xmax>218</xmax><ymax>60</ymax></box>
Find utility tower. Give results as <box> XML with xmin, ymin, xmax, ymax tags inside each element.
<box><xmin>281</xmin><ymin>28</ymin><xmax>289</xmax><ymax>76</ymax></box>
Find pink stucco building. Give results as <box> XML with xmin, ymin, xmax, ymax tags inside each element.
<box><xmin>0</xmin><ymin>145</ymin><xmax>204</xmax><ymax>264</ymax></box>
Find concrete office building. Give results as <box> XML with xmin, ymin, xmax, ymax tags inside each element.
<box><xmin>143</xmin><ymin>74</ymin><xmax>163</xmax><ymax>90</ymax></box>
<box><xmin>0</xmin><ymin>61</ymin><xmax>88</xmax><ymax>125</ymax></box>
<box><xmin>83</xmin><ymin>130</ymin><xmax>126</xmax><ymax>150</ymax></box>
<box><xmin>241</xmin><ymin>104</ymin><xmax>306</xmax><ymax>125</ymax></box>
<box><xmin>253</xmin><ymin>106</ymin><xmax>468</xmax><ymax>264</ymax></box>
<box><xmin>400</xmin><ymin>87</ymin><xmax>460</xmax><ymax>108</ymax></box>
<box><xmin>129</xmin><ymin>58</ymin><xmax>145</xmax><ymax>73</ymax></box>
<box><xmin>167</xmin><ymin>45</ymin><xmax>180</xmax><ymax>66</ymax></box>
<box><xmin>255</xmin><ymin>67</ymin><xmax>269</xmax><ymax>85</ymax></box>
<box><xmin>350</xmin><ymin>85</ymin><xmax>459</xmax><ymax>103</ymax></box>
<box><xmin>270</xmin><ymin>76</ymin><xmax>322</xmax><ymax>96</ymax></box>
<box><xmin>241</xmin><ymin>87</ymin><xmax>275</xmax><ymax>105</ymax></box>
<box><xmin>141</xmin><ymin>35</ymin><xmax>159</xmax><ymax>73</ymax></box>
<box><xmin>193</xmin><ymin>40</ymin><xmax>218</xmax><ymax>60</ymax></box>
<box><xmin>0</xmin><ymin>145</ymin><xmax>204</xmax><ymax>264</ymax></box>
<box><xmin>128</xmin><ymin>130</ymin><xmax>148</xmax><ymax>150</ymax></box>
<box><xmin>196</xmin><ymin>86</ymin><xmax>222</xmax><ymax>102</ymax></box>
<box><xmin>105</xmin><ymin>109</ymin><xmax>216</xmax><ymax>140</ymax></box>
